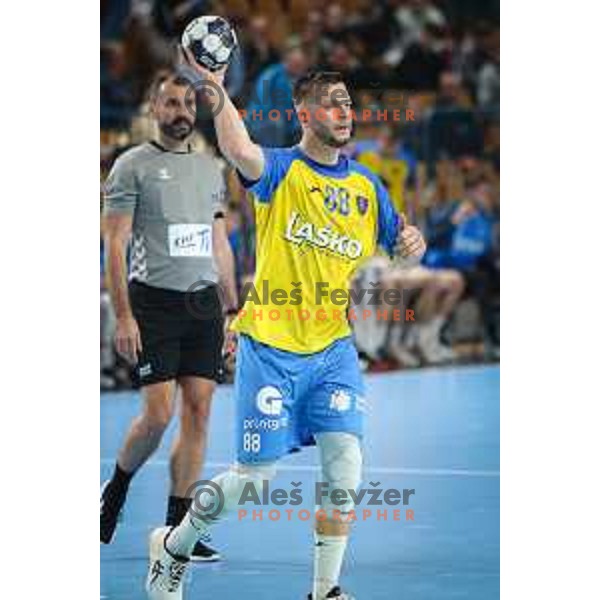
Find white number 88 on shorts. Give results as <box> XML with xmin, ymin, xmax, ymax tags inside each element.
<box><xmin>243</xmin><ymin>432</ymin><xmax>261</xmax><ymax>453</ymax></box>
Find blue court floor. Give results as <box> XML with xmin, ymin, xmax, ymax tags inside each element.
<box><xmin>101</xmin><ymin>365</ymin><xmax>499</xmax><ymax>600</ymax></box>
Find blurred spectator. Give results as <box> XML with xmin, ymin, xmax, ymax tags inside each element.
<box><xmin>244</xmin><ymin>38</ymin><xmax>311</xmax><ymax>146</ymax></box>
<box><xmin>455</xmin><ymin>22</ymin><xmax>500</xmax><ymax>110</ymax></box>
<box><xmin>241</xmin><ymin>15</ymin><xmax>279</xmax><ymax>91</ymax></box>
<box><xmin>321</xmin><ymin>4</ymin><xmax>350</xmax><ymax>52</ymax></box>
<box><xmin>423</xmin><ymin>70</ymin><xmax>483</xmax><ymax>162</ymax></box>
<box><xmin>352</xmin><ymin>257</ymin><xmax>465</xmax><ymax>367</ymax></box>
<box><xmin>323</xmin><ymin>42</ymin><xmax>357</xmax><ymax>75</ymax></box>
<box><xmin>393</xmin><ymin>0</ymin><xmax>447</xmax><ymax>49</ymax></box>
<box><xmin>436</xmin><ymin>70</ymin><xmax>469</xmax><ymax>109</ymax></box>
<box><xmin>101</xmin><ymin>0</ymin><xmax>132</xmax><ymax>40</ymax></box>
<box><xmin>101</xmin><ymin>42</ymin><xmax>138</xmax><ymax>129</ymax></box>
<box><xmin>348</xmin><ymin>0</ymin><xmax>400</xmax><ymax>59</ymax></box>
<box><xmin>383</xmin><ymin>265</ymin><xmax>464</xmax><ymax>365</ymax></box>
<box><xmin>121</xmin><ymin>13</ymin><xmax>174</xmax><ymax>102</ymax></box>
<box><xmin>477</xmin><ymin>48</ymin><xmax>500</xmax><ymax>108</ymax></box>
<box><xmin>301</xmin><ymin>10</ymin><xmax>325</xmax><ymax>51</ymax></box>
<box><xmin>149</xmin><ymin>0</ymin><xmax>213</xmax><ymax>38</ymax></box>
<box><xmin>483</xmin><ymin>121</ymin><xmax>500</xmax><ymax>173</ymax></box>
<box><xmin>394</xmin><ymin>24</ymin><xmax>446</xmax><ymax>90</ymax></box>
<box><xmin>350</xmin><ymin>124</ymin><xmax>417</xmax><ymax>215</ymax></box>
<box><xmin>318</xmin><ymin>42</ymin><xmax>373</xmax><ymax>89</ymax></box>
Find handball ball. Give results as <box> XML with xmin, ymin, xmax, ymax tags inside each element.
<box><xmin>181</xmin><ymin>16</ymin><xmax>238</xmax><ymax>72</ymax></box>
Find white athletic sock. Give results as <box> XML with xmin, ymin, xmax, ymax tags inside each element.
<box><xmin>166</xmin><ymin>510</ymin><xmax>210</xmax><ymax>557</ymax></box>
<box><xmin>312</xmin><ymin>533</ymin><xmax>348</xmax><ymax>599</ymax></box>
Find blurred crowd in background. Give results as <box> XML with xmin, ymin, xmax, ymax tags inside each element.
<box><xmin>101</xmin><ymin>0</ymin><xmax>500</xmax><ymax>390</ymax></box>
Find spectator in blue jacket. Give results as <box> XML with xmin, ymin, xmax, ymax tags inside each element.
<box><xmin>425</xmin><ymin>174</ymin><xmax>495</xmax><ymax>268</ymax></box>
<box><xmin>244</xmin><ymin>38</ymin><xmax>310</xmax><ymax>147</ymax></box>
<box><xmin>425</xmin><ymin>173</ymin><xmax>499</xmax><ymax>350</ymax></box>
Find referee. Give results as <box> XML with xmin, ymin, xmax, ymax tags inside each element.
<box><xmin>101</xmin><ymin>69</ymin><xmax>237</xmax><ymax>561</ymax></box>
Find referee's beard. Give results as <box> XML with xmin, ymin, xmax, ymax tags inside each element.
<box><xmin>159</xmin><ymin>117</ymin><xmax>194</xmax><ymax>141</ymax></box>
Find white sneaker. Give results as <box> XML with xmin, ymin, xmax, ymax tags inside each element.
<box><xmin>388</xmin><ymin>341</ymin><xmax>420</xmax><ymax>367</ymax></box>
<box><xmin>146</xmin><ymin>527</ymin><xmax>189</xmax><ymax>600</ymax></box>
<box><xmin>415</xmin><ymin>320</ymin><xmax>455</xmax><ymax>364</ymax></box>
<box><xmin>436</xmin><ymin>343</ymin><xmax>456</xmax><ymax>362</ymax></box>
<box><xmin>419</xmin><ymin>339</ymin><xmax>456</xmax><ymax>364</ymax></box>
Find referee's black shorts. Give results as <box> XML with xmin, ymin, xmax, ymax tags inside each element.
<box><xmin>129</xmin><ymin>281</ymin><xmax>224</xmax><ymax>387</ymax></box>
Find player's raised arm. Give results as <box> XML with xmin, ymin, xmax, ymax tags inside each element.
<box><xmin>180</xmin><ymin>47</ymin><xmax>264</xmax><ymax>182</ymax></box>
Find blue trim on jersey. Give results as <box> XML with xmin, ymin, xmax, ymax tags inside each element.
<box><xmin>292</xmin><ymin>146</ymin><xmax>351</xmax><ymax>178</ymax></box>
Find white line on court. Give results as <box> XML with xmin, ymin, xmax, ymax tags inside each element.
<box><xmin>99</xmin><ymin>459</ymin><xmax>499</xmax><ymax>478</ymax></box>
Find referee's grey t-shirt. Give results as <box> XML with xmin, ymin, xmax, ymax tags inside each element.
<box><xmin>103</xmin><ymin>141</ymin><xmax>225</xmax><ymax>292</ymax></box>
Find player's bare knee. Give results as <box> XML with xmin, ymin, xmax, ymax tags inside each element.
<box><xmin>438</xmin><ymin>270</ymin><xmax>465</xmax><ymax>294</ymax></box>
<box><xmin>450</xmin><ymin>271</ymin><xmax>465</xmax><ymax>295</ymax></box>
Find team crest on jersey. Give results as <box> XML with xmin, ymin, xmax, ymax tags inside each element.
<box><xmin>356</xmin><ymin>195</ymin><xmax>369</xmax><ymax>215</ymax></box>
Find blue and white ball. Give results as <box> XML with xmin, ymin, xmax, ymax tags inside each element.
<box><xmin>182</xmin><ymin>16</ymin><xmax>237</xmax><ymax>72</ymax></box>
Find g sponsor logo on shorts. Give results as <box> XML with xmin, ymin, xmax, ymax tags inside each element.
<box><xmin>256</xmin><ymin>386</ymin><xmax>283</xmax><ymax>416</ymax></box>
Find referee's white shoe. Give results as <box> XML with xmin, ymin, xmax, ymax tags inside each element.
<box><xmin>146</xmin><ymin>527</ymin><xmax>189</xmax><ymax>600</ymax></box>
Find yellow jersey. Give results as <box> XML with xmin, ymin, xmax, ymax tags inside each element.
<box><xmin>231</xmin><ymin>146</ymin><xmax>401</xmax><ymax>354</ymax></box>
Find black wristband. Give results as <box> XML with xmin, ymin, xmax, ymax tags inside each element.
<box><xmin>224</xmin><ymin>307</ymin><xmax>239</xmax><ymax>317</ymax></box>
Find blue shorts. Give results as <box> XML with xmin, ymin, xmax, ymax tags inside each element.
<box><xmin>234</xmin><ymin>335</ymin><xmax>367</xmax><ymax>464</ymax></box>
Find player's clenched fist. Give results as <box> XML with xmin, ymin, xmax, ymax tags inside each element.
<box><xmin>394</xmin><ymin>224</ymin><xmax>427</xmax><ymax>268</ymax></box>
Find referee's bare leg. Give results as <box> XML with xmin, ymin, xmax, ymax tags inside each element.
<box><xmin>117</xmin><ymin>381</ymin><xmax>176</xmax><ymax>473</ymax></box>
<box><xmin>100</xmin><ymin>380</ymin><xmax>176</xmax><ymax>544</ymax></box>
